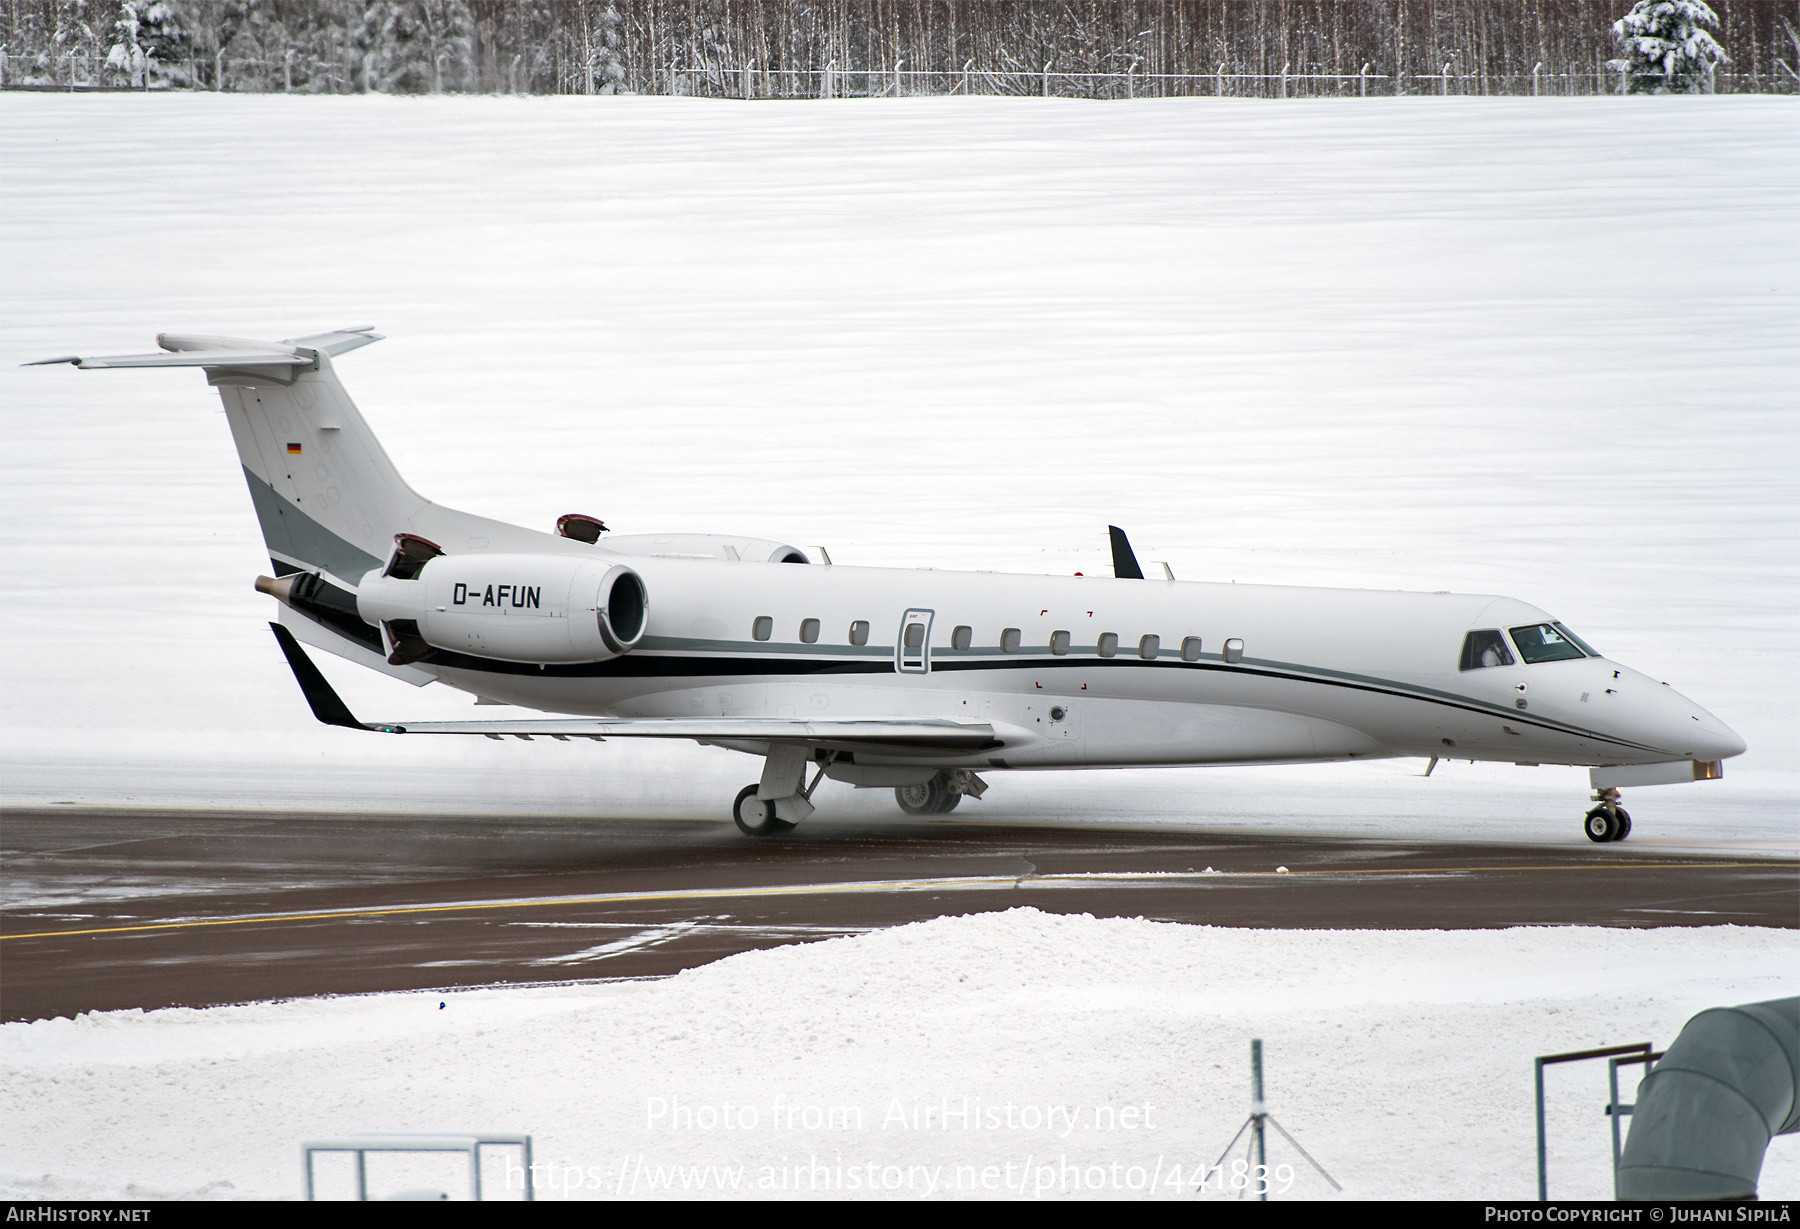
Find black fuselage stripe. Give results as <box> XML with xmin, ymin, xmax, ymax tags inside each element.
<box><xmin>426</xmin><ymin>649</ymin><xmax>1655</xmax><ymax>752</ymax></box>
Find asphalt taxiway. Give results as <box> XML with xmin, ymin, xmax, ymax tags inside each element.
<box><xmin>2</xmin><ymin>807</ymin><xmax>1793</xmax><ymax>1023</ymax></box>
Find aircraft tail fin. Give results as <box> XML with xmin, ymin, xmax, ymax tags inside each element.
<box><xmin>31</xmin><ymin>328</ymin><xmax>564</xmax><ymax>590</ymax></box>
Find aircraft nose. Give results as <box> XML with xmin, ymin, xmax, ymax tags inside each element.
<box><xmin>1690</xmin><ymin>712</ymin><xmax>1747</xmax><ymax>761</ymax></box>
<box><xmin>1670</xmin><ymin>694</ymin><xmax>1746</xmax><ymax>762</ymax></box>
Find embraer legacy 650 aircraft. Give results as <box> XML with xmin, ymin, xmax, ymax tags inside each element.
<box><xmin>35</xmin><ymin>328</ymin><xmax>1746</xmax><ymax>840</ymax></box>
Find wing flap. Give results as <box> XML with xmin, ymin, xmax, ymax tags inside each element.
<box><xmin>384</xmin><ymin>717</ymin><xmax>997</xmax><ymax>749</ymax></box>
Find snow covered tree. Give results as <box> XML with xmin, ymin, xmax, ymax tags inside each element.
<box><xmin>136</xmin><ymin>2</ymin><xmax>200</xmax><ymax>89</ymax></box>
<box><xmin>103</xmin><ymin>0</ymin><xmax>147</xmax><ymax>86</ymax></box>
<box><xmin>586</xmin><ymin>3</ymin><xmax>626</xmax><ymax>95</ymax></box>
<box><xmin>1609</xmin><ymin>1</ymin><xmax>1730</xmax><ymax>94</ymax></box>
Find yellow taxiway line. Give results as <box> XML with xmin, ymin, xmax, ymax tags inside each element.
<box><xmin>3</xmin><ymin>860</ymin><xmax>1790</xmax><ymax>942</ymax></box>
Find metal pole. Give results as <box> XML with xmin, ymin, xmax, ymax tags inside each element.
<box><xmin>1609</xmin><ymin>1058</ymin><xmax>1625</xmax><ymax>1195</ymax></box>
<box><xmin>1535</xmin><ymin>1057</ymin><xmax>1548</xmax><ymax>1201</ymax></box>
<box><xmin>1042</xmin><ymin>61</ymin><xmax>1051</xmax><ymax>97</ymax></box>
<box><xmin>355</xmin><ymin>1149</ymin><xmax>368</xmax><ymax>1202</ymax></box>
<box><xmin>1252</xmin><ymin>1039</ymin><xmax>1267</xmax><ymax>1201</ymax></box>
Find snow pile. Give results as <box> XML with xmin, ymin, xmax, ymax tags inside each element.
<box><xmin>3</xmin><ymin>909</ymin><xmax>1794</xmax><ymax>1200</ymax></box>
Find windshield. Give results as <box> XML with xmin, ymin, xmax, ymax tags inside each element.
<box><xmin>1552</xmin><ymin>621</ymin><xmax>1600</xmax><ymax>658</ymax></box>
<box><xmin>1509</xmin><ymin>623</ymin><xmax>1587</xmax><ymax>664</ymax></box>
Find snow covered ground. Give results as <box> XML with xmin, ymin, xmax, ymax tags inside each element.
<box><xmin>1</xmin><ymin>94</ymin><xmax>1795</xmax><ymax>1200</ymax></box>
<box><xmin>2</xmin><ymin>909</ymin><xmax>1795</xmax><ymax>1201</ymax></box>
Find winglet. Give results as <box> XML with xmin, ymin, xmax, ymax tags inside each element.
<box><xmin>1108</xmin><ymin>525</ymin><xmax>1145</xmax><ymax>580</ymax></box>
<box><xmin>269</xmin><ymin>622</ymin><xmax>373</xmax><ymax>731</ymax></box>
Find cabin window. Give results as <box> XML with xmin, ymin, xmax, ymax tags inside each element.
<box><xmin>951</xmin><ymin>625</ymin><xmax>972</xmax><ymax>650</ymax></box>
<box><xmin>1050</xmin><ymin>630</ymin><xmax>1071</xmax><ymax>655</ymax></box>
<box><xmin>1222</xmin><ymin>638</ymin><xmax>1244</xmax><ymax>664</ymax></box>
<box><xmin>1459</xmin><ymin>629</ymin><xmax>1514</xmax><ymax>670</ymax></box>
<box><xmin>1509</xmin><ymin>623</ymin><xmax>1585</xmax><ymax>664</ymax></box>
<box><xmin>1097</xmin><ymin>632</ymin><xmax>1118</xmax><ymax>658</ymax></box>
<box><xmin>904</xmin><ymin>622</ymin><xmax>926</xmax><ymax>650</ymax></box>
<box><xmin>800</xmin><ymin>618</ymin><xmax>820</xmax><ymax>644</ymax></box>
<box><xmin>1552</xmin><ymin>621</ymin><xmax>1600</xmax><ymax>657</ymax></box>
<box><xmin>1139</xmin><ymin>634</ymin><xmax>1160</xmax><ymax>660</ymax></box>
<box><xmin>1000</xmin><ymin>628</ymin><xmax>1021</xmax><ymax>652</ymax></box>
<box><xmin>752</xmin><ymin>616</ymin><xmax>773</xmax><ymax>642</ymax></box>
<box><xmin>849</xmin><ymin>620</ymin><xmax>870</xmax><ymax>646</ymax></box>
<box><xmin>1181</xmin><ymin>636</ymin><xmax>1203</xmax><ymax>661</ymax></box>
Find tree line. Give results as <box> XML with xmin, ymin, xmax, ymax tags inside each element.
<box><xmin>3</xmin><ymin>1</ymin><xmax>1794</xmax><ymax>97</ymax></box>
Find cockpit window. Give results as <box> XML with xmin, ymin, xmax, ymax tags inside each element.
<box><xmin>1552</xmin><ymin>621</ymin><xmax>1600</xmax><ymax>658</ymax></box>
<box><xmin>1459</xmin><ymin>630</ymin><xmax>1515</xmax><ymax>671</ymax></box>
<box><xmin>1510</xmin><ymin>623</ymin><xmax>1586</xmax><ymax>664</ymax></box>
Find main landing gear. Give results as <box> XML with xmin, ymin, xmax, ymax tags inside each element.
<box><xmin>733</xmin><ymin>784</ymin><xmax>797</xmax><ymax>837</ymax></box>
<box><xmin>731</xmin><ymin>761</ymin><xmax>991</xmax><ymax>835</ymax></box>
<box><xmin>1583</xmin><ymin>786</ymin><xmax>1632</xmax><ymax>843</ymax></box>
<box><xmin>896</xmin><ymin>769</ymin><xmax>988</xmax><ymax>816</ymax></box>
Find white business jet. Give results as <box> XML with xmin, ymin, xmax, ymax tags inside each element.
<box><xmin>33</xmin><ymin>329</ymin><xmax>1746</xmax><ymax>841</ymax></box>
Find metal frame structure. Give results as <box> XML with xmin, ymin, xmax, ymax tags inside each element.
<box><xmin>301</xmin><ymin>1133</ymin><xmax>535</xmax><ymax>1202</ymax></box>
<box><xmin>1533</xmin><ymin>1043</ymin><xmax>1655</xmax><ymax>1201</ymax></box>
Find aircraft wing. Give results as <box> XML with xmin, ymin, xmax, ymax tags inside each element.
<box><xmin>269</xmin><ymin>624</ymin><xmax>998</xmax><ymax>752</ymax></box>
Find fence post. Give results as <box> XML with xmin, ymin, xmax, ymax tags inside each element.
<box><xmin>960</xmin><ymin>58</ymin><xmax>971</xmax><ymax>94</ymax></box>
<box><xmin>1360</xmin><ymin>61</ymin><xmax>1369</xmax><ymax>96</ymax></box>
<box><xmin>894</xmin><ymin>57</ymin><xmax>903</xmax><ymax>97</ymax></box>
<box><xmin>1442</xmin><ymin>60</ymin><xmax>1451</xmax><ymax>95</ymax></box>
<box><xmin>1126</xmin><ymin>64</ymin><xmax>1134</xmax><ymax>99</ymax></box>
<box><xmin>1280</xmin><ymin>61</ymin><xmax>1289</xmax><ymax>98</ymax></box>
<box><xmin>1041</xmin><ymin>60</ymin><xmax>1051</xmax><ymax>97</ymax></box>
<box><xmin>822</xmin><ymin>58</ymin><xmax>833</xmax><ymax>99</ymax></box>
<box><xmin>1215</xmin><ymin>61</ymin><xmax>1224</xmax><ymax>96</ymax></box>
<box><xmin>1533</xmin><ymin>61</ymin><xmax>1542</xmax><ymax>96</ymax></box>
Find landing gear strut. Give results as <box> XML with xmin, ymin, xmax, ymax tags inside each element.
<box><xmin>1583</xmin><ymin>786</ymin><xmax>1632</xmax><ymax>843</ymax></box>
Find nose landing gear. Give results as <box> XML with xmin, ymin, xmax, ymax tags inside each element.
<box><xmin>1583</xmin><ymin>787</ymin><xmax>1632</xmax><ymax>843</ymax></box>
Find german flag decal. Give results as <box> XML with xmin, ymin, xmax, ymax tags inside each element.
<box><xmin>286</xmin><ymin>442</ymin><xmax>303</xmax><ymax>455</ymax></box>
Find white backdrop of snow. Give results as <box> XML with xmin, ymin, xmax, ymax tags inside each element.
<box><xmin>2</xmin><ymin>909</ymin><xmax>1796</xmax><ymax>1200</ymax></box>
<box><xmin>0</xmin><ymin>94</ymin><xmax>1794</xmax><ymax>851</ymax></box>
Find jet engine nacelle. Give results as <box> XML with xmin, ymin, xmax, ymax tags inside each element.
<box><xmin>357</xmin><ymin>553</ymin><xmax>647</xmax><ymax>665</ymax></box>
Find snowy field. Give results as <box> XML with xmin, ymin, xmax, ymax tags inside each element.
<box><xmin>1</xmin><ymin>94</ymin><xmax>1796</xmax><ymax>1201</ymax></box>
<box><xmin>2</xmin><ymin>909</ymin><xmax>1796</xmax><ymax>1201</ymax></box>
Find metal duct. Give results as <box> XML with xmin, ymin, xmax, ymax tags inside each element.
<box><xmin>1617</xmin><ymin>997</ymin><xmax>1799</xmax><ymax>1200</ymax></box>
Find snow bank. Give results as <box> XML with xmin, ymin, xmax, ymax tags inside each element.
<box><xmin>3</xmin><ymin>909</ymin><xmax>1794</xmax><ymax>1200</ymax></box>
